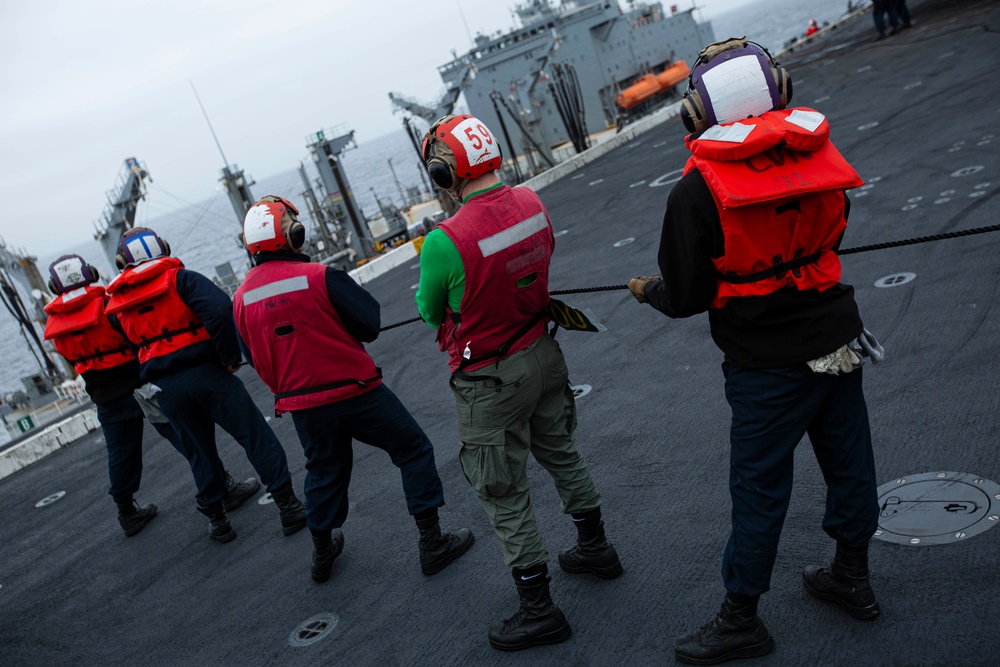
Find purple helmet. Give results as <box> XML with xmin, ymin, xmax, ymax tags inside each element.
<box><xmin>115</xmin><ymin>227</ymin><xmax>171</xmax><ymax>270</ymax></box>
<box><xmin>680</xmin><ymin>38</ymin><xmax>792</xmax><ymax>133</ymax></box>
<box><xmin>48</xmin><ymin>254</ymin><xmax>100</xmax><ymax>295</ymax></box>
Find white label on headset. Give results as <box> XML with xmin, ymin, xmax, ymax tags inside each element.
<box><xmin>700</xmin><ymin>122</ymin><xmax>754</xmax><ymax>144</ymax></box>
<box><xmin>701</xmin><ymin>56</ymin><xmax>774</xmax><ymax>126</ymax></box>
<box><xmin>450</xmin><ymin>118</ymin><xmax>501</xmax><ymax>167</ymax></box>
<box><xmin>53</xmin><ymin>256</ymin><xmax>85</xmax><ymax>288</ymax></box>
<box><xmin>785</xmin><ymin>109</ymin><xmax>825</xmax><ymax>133</ymax></box>
<box><xmin>244</xmin><ymin>205</ymin><xmax>279</xmax><ymax>246</ymax></box>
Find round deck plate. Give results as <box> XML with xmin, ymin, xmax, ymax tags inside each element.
<box><xmin>571</xmin><ymin>384</ymin><xmax>592</xmax><ymax>399</ymax></box>
<box><xmin>289</xmin><ymin>613</ymin><xmax>339</xmax><ymax>647</ymax></box>
<box><xmin>874</xmin><ymin>472</ymin><xmax>1000</xmax><ymax>546</ymax></box>
<box><xmin>35</xmin><ymin>491</ymin><xmax>66</xmax><ymax>508</ymax></box>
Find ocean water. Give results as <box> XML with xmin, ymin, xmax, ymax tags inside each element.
<box><xmin>0</xmin><ymin>0</ymin><xmax>850</xmax><ymax>393</ymax></box>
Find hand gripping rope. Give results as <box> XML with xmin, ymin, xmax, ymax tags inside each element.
<box><xmin>378</xmin><ymin>224</ymin><xmax>1000</xmax><ymax>332</ymax></box>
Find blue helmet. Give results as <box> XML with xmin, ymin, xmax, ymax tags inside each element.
<box><xmin>115</xmin><ymin>227</ymin><xmax>171</xmax><ymax>270</ymax></box>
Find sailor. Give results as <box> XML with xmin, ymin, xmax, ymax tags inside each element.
<box><xmin>105</xmin><ymin>228</ymin><xmax>307</xmax><ymax>543</ymax></box>
<box><xmin>417</xmin><ymin>114</ymin><xmax>622</xmax><ymax>651</ymax></box>
<box><xmin>629</xmin><ymin>38</ymin><xmax>881</xmax><ymax>664</ymax></box>
<box><xmin>232</xmin><ymin>195</ymin><xmax>474</xmax><ymax>582</ymax></box>
<box><xmin>42</xmin><ymin>254</ymin><xmax>259</xmax><ymax>536</ymax></box>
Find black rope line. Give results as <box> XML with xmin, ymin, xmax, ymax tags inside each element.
<box><xmin>837</xmin><ymin>224</ymin><xmax>1000</xmax><ymax>256</ymax></box>
<box><xmin>377</xmin><ymin>224</ymin><xmax>1000</xmax><ymax>332</ymax></box>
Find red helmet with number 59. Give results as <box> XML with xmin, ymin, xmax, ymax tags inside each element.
<box><xmin>421</xmin><ymin>114</ymin><xmax>503</xmax><ymax>195</ymax></box>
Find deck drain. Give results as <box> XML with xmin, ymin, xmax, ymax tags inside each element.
<box><xmin>875</xmin><ymin>273</ymin><xmax>915</xmax><ymax>288</ymax></box>
<box><xmin>289</xmin><ymin>613</ymin><xmax>339</xmax><ymax>647</ymax></box>
<box><xmin>951</xmin><ymin>166</ymin><xmax>984</xmax><ymax>178</ymax></box>
<box><xmin>629</xmin><ymin>181</ymin><xmax>646</xmax><ymax>188</ymax></box>
<box><xmin>554</xmin><ymin>230</ymin><xmax>569</xmax><ymax>237</ymax></box>
<box><xmin>874</xmin><ymin>472</ymin><xmax>1000</xmax><ymax>546</ymax></box>
<box><xmin>814</xmin><ymin>95</ymin><xmax>831</xmax><ymax>103</ymax></box>
<box><xmin>36</xmin><ymin>491</ymin><xmax>66</xmax><ymax>508</ymax></box>
<box><xmin>258</xmin><ymin>493</ymin><xmax>275</xmax><ymax>506</ymax></box>
<box><xmin>410</xmin><ymin>284</ymin><xmax>419</xmax><ymax>290</ymax></box>
<box><xmin>613</xmin><ymin>238</ymin><xmax>635</xmax><ymax>248</ymax></box>
<box><xmin>857</xmin><ymin>122</ymin><xmax>879</xmax><ymax>131</ymax></box>
<box><xmin>409</xmin><ymin>263</ymin><xmax>419</xmax><ymax>270</ymax></box>
<box><xmin>571</xmin><ymin>384</ymin><xmax>592</xmax><ymax>399</ymax></box>
<box><xmin>589</xmin><ymin>179</ymin><xmax>604</xmax><ymax>186</ymax></box>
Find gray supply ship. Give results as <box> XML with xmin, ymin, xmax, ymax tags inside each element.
<box><xmin>390</xmin><ymin>1</ymin><xmax>715</xmax><ymax>165</ymax></box>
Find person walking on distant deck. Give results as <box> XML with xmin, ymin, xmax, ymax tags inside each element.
<box><xmin>630</xmin><ymin>38</ymin><xmax>882</xmax><ymax>665</ymax></box>
<box><xmin>42</xmin><ymin>254</ymin><xmax>259</xmax><ymax>537</ymax></box>
<box><xmin>232</xmin><ymin>195</ymin><xmax>473</xmax><ymax>583</ymax></box>
<box><xmin>105</xmin><ymin>228</ymin><xmax>307</xmax><ymax>543</ymax></box>
<box><xmin>417</xmin><ymin>114</ymin><xmax>623</xmax><ymax>651</ymax></box>
<box><xmin>873</xmin><ymin>0</ymin><xmax>900</xmax><ymax>39</ymax></box>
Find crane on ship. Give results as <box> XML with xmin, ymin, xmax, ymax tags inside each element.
<box><xmin>92</xmin><ymin>157</ymin><xmax>153</xmax><ymax>272</ymax></box>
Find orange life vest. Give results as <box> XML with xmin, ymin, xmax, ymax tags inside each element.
<box><xmin>105</xmin><ymin>257</ymin><xmax>210</xmax><ymax>363</ymax></box>
<box><xmin>683</xmin><ymin>107</ymin><xmax>864</xmax><ymax>308</ymax></box>
<box><xmin>43</xmin><ymin>285</ymin><xmax>135</xmax><ymax>373</ymax></box>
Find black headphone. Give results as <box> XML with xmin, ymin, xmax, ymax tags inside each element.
<box><xmin>424</xmin><ymin>133</ymin><xmax>458</xmax><ymax>190</ymax></box>
<box><xmin>268</xmin><ymin>195</ymin><xmax>305</xmax><ymax>249</ymax></box>
<box><xmin>680</xmin><ymin>39</ymin><xmax>792</xmax><ymax>134</ymax></box>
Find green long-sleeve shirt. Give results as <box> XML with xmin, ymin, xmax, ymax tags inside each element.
<box><xmin>415</xmin><ymin>229</ymin><xmax>464</xmax><ymax>328</ymax></box>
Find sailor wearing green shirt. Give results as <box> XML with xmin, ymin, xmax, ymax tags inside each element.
<box><xmin>417</xmin><ymin>114</ymin><xmax>622</xmax><ymax>652</ymax></box>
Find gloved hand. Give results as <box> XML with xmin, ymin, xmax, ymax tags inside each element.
<box><xmin>628</xmin><ymin>276</ymin><xmax>659</xmax><ymax>304</ymax></box>
<box><xmin>850</xmin><ymin>327</ymin><xmax>885</xmax><ymax>364</ymax></box>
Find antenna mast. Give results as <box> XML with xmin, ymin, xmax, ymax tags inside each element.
<box><xmin>190</xmin><ymin>80</ymin><xmax>230</xmax><ymax>167</ymax></box>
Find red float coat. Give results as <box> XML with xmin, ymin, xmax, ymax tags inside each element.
<box><xmin>683</xmin><ymin>107</ymin><xmax>864</xmax><ymax>308</ymax></box>
<box><xmin>233</xmin><ymin>260</ymin><xmax>381</xmax><ymax>414</ymax></box>
<box><xmin>436</xmin><ymin>185</ymin><xmax>554</xmax><ymax>373</ymax></box>
<box><xmin>105</xmin><ymin>257</ymin><xmax>210</xmax><ymax>363</ymax></box>
<box><xmin>43</xmin><ymin>285</ymin><xmax>135</xmax><ymax>373</ymax></box>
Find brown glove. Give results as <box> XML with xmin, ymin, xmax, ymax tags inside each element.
<box><xmin>628</xmin><ymin>276</ymin><xmax>659</xmax><ymax>304</ymax></box>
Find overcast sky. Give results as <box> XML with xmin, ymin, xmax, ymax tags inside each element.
<box><xmin>0</xmin><ymin>0</ymin><xmax>752</xmax><ymax>257</ymax></box>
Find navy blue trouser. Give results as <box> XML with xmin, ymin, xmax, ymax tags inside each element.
<box><xmin>290</xmin><ymin>384</ymin><xmax>445</xmax><ymax>532</ymax></box>
<box><xmin>155</xmin><ymin>363</ymin><xmax>292</xmax><ymax>507</ymax></box>
<box><xmin>721</xmin><ymin>363</ymin><xmax>879</xmax><ymax>597</ymax></box>
<box><xmin>873</xmin><ymin>0</ymin><xmax>900</xmax><ymax>33</ymax></box>
<box><xmin>97</xmin><ymin>393</ymin><xmax>185</xmax><ymax>502</ymax></box>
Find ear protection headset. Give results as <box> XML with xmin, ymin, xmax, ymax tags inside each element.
<box><xmin>243</xmin><ymin>195</ymin><xmax>305</xmax><ymax>254</ymax></box>
<box><xmin>422</xmin><ymin>114</ymin><xmax>503</xmax><ymax>193</ymax></box>
<box><xmin>680</xmin><ymin>38</ymin><xmax>792</xmax><ymax>134</ymax></box>
<box><xmin>115</xmin><ymin>228</ymin><xmax>171</xmax><ymax>271</ymax></box>
<box><xmin>422</xmin><ymin>116</ymin><xmax>461</xmax><ymax>190</ymax></box>
<box><xmin>47</xmin><ymin>254</ymin><xmax>100</xmax><ymax>294</ymax></box>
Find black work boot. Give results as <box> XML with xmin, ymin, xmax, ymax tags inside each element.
<box><xmin>270</xmin><ymin>483</ymin><xmax>307</xmax><ymax>536</ymax></box>
<box><xmin>222</xmin><ymin>472</ymin><xmax>261</xmax><ymax>512</ymax></box>
<box><xmin>675</xmin><ymin>593</ymin><xmax>774</xmax><ymax>665</ymax></box>
<box><xmin>803</xmin><ymin>541</ymin><xmax>880</xmax><ymax>620</ymax></box>
<box><xmin>488</xmin><ymin>564</ymin><xmax>572</xmax><ymax>651</ymax></box>
<box><xmin>115</xmin><ymin>498</ymin><xmax>158</xmax><ymax>537</ymax></box>
<box><xmin>311</xmin><ymin>529</ymin><xmax>345</xmax><ymax>583</ymax></box>
<box><xmin>196</xmin><ymin>502</ymin><xmax>236</xmax><ymax>543</ymax></box>
<box><xmin>558</xmin><ymin>507</ymin><xmax>623</xmax><ymax>579</ymax></box>
<box><xmin>415</xmin><ymin>509</ymin><xmax>475</xmax><ymax>575</ymax></box>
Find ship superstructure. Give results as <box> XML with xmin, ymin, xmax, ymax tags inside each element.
<box><xmin>390</xmin><ymin>1</ymin><xmax>714</xmax><ymax>158</ymax></box>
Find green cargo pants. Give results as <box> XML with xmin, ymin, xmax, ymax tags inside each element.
<box><xmin>451</xmin><ymin>332</ymin><xmax>601</xmax><ymax>569</ymax></box>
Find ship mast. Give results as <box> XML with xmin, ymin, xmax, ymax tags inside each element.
<box><xmin>190</xmin><ymin>80</ymin><xmax>256</xmax><ymax>266</ymax></box>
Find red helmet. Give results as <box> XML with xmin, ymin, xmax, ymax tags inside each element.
<box><xmin>243</xmin><ymin>195</ymin><xmax>304</xmax><ymax>254</ymax></box>
<box><xmin>421</xmin><ymin>114</ymin><xmax>503</xmax><ymax>192</ymax></box>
